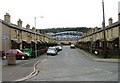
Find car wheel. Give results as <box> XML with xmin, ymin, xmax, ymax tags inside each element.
<box><xmin>3</xmin><ymin>56</ymin><xmax>7</xmax><ymax>60</ymax></box>
<box><xmin>21</xmin><ymin>56</ymin><xmax>25</xmax><ymax>60</ymax></box>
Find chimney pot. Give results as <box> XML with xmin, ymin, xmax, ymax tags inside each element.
<box><xmin>4</xmin><ymin>13</ymin><xmax>11</xmax><ymax>22</ymax></box>
<box><xmin>36</xmin><ymin>29</ymin><xmax>40</xmax><ymax>33</ymax></box>
<box><xmin>108</xmin><ymin>17</ymin><xmax>113</xmax><ymax>25</ymax></box>
<box><xmin>26</xmin><ymin>24</ymin><xmax>30</xmax><ymax>30</ymax></box>
<box><xmin>32</xmin><ymin>27</ymin><xmax>36</xmax><ymax>32</ymax></box>
<box><xmin>95</xmin><ymin>27</ymin><xmax>98</xmax><ymax>32</ymax></box>
<box><xmin>17</xmin><ymin>19</ymin><xmax>22</xmax><ymax>27</ymax></box>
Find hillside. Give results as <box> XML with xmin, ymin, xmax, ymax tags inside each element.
<box><xmin>38</xmin><ymin>27</ymin><xmax>90</xmax><ymax>34</ymax></box>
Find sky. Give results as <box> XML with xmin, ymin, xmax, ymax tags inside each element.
<box><xmin>0</xmin><ymin>0</ymin><xmax>120</xmax><ymax>29</ymax></box>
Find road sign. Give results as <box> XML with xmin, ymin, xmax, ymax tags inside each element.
<box><xmin>2</xmin><ymin>35</ymin><xmax>9</xmax><ymax>40</ymax></box>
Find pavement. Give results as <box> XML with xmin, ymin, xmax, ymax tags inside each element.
<box><xmin>2</xmin><ymin>54</ymin><xmax>47</xmax><ymax>82</ymax></box>
<box><xmin>1</xmin><ymin>48</ymin><xmax>120</xmax><ymax>82</ymax></box>
<box><xmin>77</xmin><ymin>48</ymin><xmax>120</xmax><ymax>63</ymax></box>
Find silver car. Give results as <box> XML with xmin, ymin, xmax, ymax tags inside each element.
<box><xmin>47</xmin><ymin>47</ymin><xmax>58</xmax><ymax>55</ymax></box>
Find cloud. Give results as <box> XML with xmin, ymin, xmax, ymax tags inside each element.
<box><xmin>0</xmin><ymin>0</ymin><xmax>119</xmax><ymax>29</ymax></box>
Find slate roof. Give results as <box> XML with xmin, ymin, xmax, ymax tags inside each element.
<box><xmin>0</xmin><ymin>19</ymin><xmax>42</xmax><ymax>35</ymax></box>
<box><xmin>81</xmin><ymin>21</ymin><xmax>120</xmax><ymax>39</ymax></box>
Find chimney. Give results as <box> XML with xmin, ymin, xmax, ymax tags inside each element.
<box><xmin>108</xmin><ymin>17</ymin><xmax>113</xmax><ymax>25</ymax></box>
<box><xmin>36</xmin><ymin>29</ymin><xmax>40</xmax><ymax>33</ymax></box>
<box><xmin>94</xmin><ymin>27</ymin><xmax>98</xmax><ymax>32</ymax></box>
<box><xmin>4</xmin><ymin>13</ymin><xmax>11</xmax><ymax>22</ymax></box>
<box><xmin>118</xmin><ymin>13</ymin><xmax>120</xmax><ymax>21</ymax></box>
<box><xmin>26</xmin><ymin>24</ymin><xmax>30</xmax><ymax>30</ymax></box>
<box><xmin>90</xmin><ymin>29</ymin><xmax>93</xmax><ymax>34</ymax></box>
<box><xmin>92</xmin><ymin>28</ymin><xmax>95</xmax><ymax>33</ymax></box>
<box><xmin>17</xmin><ymin>19</ymin><xmax>22</xmax><ymax>27</ymax></box>
<box><xmin>32</xmin><ymin>27</ymin><xmax>36</xmax><ymax>32</ymax></box>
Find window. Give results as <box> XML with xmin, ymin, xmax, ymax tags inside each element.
<box><xmin>99</xmin><ymin>33</ymin><xmax>101</xmax><ymax>38</ymax></box>
<box><xmin>30</xmin><ymin>34</ymin><xmax>32</xmax><ymax>38</ymax></box>
<box><xmin>19</xmin><ymin>31</ymin><xmax>22</xmax><ymax>39</ymax></box>
<box><xmin>111</xmin><ymin>29</ymin><xmax>113</xmax><ymax>37</ymax></box>
<box><xmin>14</xmin><ymin>30</ymin><xmax>17</xmax><ymax>38</ymax></box>
<box><xmin>119</xmin><ymin>27</ymin><xmax>120</xmax><ymax>36</ymax></box>
<box><xmin>107</xmin><ymin>30</ymin><xmax>109</xmax><ymax>38</ymax></box>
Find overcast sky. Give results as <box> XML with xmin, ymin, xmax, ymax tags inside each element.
<box><xmin>0</xmin><ymin>0</ymin><xmax>120</xmax><ymax>29</ymax></box>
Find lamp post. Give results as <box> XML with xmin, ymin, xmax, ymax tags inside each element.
<box><xmin>90</xmin><ymin>37</ymin><xmax>93</xmax><ymax>53</ymax></box>
<box><xmin>34</xmin><ymin>16</ymin><xmax>44</xmax><ymax>58</ymax></box>
<box><xmin>102</xmin><ymin>0</ymin><xmax>107</xmax><ymax>58</ymax></box>
<box><xmin>77</xmin><ymin>29</ymin><xmax>79</xmax><ymax>43</ymax></box>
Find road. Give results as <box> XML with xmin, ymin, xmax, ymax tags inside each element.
<box><xmin>26</xmin><ymin>46</ymin><xmax>118</xmax><ymax>81</ymax></box>
<box><xmin>2</xmin><ymin>54</ymin><xmax>46</xmax><ymax>81</ymax></box>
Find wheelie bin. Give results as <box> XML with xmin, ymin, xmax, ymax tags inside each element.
<box><xmin>22</xmin><ymin>49</ymin><xmax>32</xmax><ymax>57</ymax></box>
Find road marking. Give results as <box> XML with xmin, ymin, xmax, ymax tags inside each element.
<box><xmin>65</xmin><ymin>77</ymin><xmax>71</xmax><ymax>80</ymax></box>
<box><xmin>41</xmin><ymin>59</ymin><xmax>47</xmax><ymax>63</ymax></box>
<box><xmin>106</xmin><ymin>71</ymin><xmax>113</xmax><ymax>74</ymax></box>
<box><xmin>15</xmin><ymin>56</ymin><xmax>48</xmax><ymax>82</ymax></box>
<box><xmin>94</xmin><ymin>68</ymin><xmax>101</xmax><ymax>71</ymax></box>
<box><xmin>66</xmin><ymin>52</ymin><xmax>68</xmax><ymax>56</ymax></box>
<box><xmin>15</xmin><ymin>60</ymin><xmax>41</xmax><ymax>82</ymax></box>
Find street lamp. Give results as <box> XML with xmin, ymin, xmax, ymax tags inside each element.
<box><xmin>90</xmin><ymin>37</ymin><xmax>93</xmax><ymax>53</ymax></box>
<box><xmin>77</xmin><ymin>29</ymin><xmax>79</xmax><ymax>43</ymax></box>
<box><xmin>34</xmin><ymin>16</ymin><xmax>44</xmax><ymax>58</ymax></box>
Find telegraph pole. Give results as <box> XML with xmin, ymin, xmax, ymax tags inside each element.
<box><xmin>34</xmin><ymin>16</ymin><xmax>44</xmax><ymax>58</ymax></box>
<box><xmin>102</xmin><ymin>0</ymin><xmax>107</xmax><ymax>58</ymax></box>
<box><xmin>34</xmin><ymin>17</ymin><xmax>37</xmax><ymax>58</ymax></box>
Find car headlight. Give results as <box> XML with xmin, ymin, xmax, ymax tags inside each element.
<box><xmin>25</xmin><ymin>53</ymin><xmax>30</xmax><ymax>56</ymax></box>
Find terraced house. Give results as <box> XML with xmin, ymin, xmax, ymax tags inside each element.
<box><xmin>77</xmin><ymin>13</ymin><xmax>120</xmax><ymax>58</ymax></box>
<box><xmin>0</xmin><ymin>13</ymin><xmax>55</xmax><ymax>57</ymax></box>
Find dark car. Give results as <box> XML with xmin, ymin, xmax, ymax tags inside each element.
<box><xmin>2</xmin><ymin>49</ymin><xmax>30</xmax><ymax>60</ymax></box>
<box><xmin>56</xmin><ymin>46</ymin><xmax>62</xmax><ymax>51</ymax></box>
<box><xmin>54</xmin><ymin>46</ymin><xmax>62</xmax><ymax>52</ymax></box>
<box><xmin>70</xmin><ymin>44</ymin><xmax>75</xmax><ymax>49</ymax></box>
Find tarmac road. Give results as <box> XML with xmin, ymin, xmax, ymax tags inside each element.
<box><xmin>25</xmin><ymin>46</ymin><xmax>119</xmax><ymax>81</ymax></box>
<box><xmin>2</xmin><ymin>54</ymin><xmax>47</xmax><ymax>81</ymax></box>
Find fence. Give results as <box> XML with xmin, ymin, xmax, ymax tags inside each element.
<box><xmin>76</xmin><ymin>44</ymin><xmax>120</xmax><ymax>58</ymax></box>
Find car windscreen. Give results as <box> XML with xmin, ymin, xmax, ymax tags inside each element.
<box><xmin>48</xmin><ymin>48</ymin><xmax>55</xmax><ymax>50</ymax></box>
<box><xmin>16</xmin><ymin>49</ymin><xmax>23</xmax><ymax>53</ymax></box>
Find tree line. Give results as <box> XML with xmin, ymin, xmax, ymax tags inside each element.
<box><xmin>38</xmin><ymin>27</ymin><xmax>91</xmax><ymax>33</ymax></box>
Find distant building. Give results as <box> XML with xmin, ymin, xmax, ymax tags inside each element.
<box><xmin>52</xmin><ymin>31</ymin><xmax>82</xmax><ymax>45</ymax></box>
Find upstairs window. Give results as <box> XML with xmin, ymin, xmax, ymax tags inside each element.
<box><xmin>14</xmin><ymin>30</ymin><xmax>17</xmax><ymax>38</ymax></box>
<box><xmin>111</xmin><ymin>29</ymin><xmax>113</xmax><ymax>37</ymax></box>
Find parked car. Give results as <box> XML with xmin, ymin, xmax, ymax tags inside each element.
<box><xmin>2</xmin><ymin>49</ymin><xmax>30</xmax><ymax>60</ymax></box>
<box><xmin>47</xmin><ymin>47</ymin><xmax>58</xmax><ymax>55</ymax></box>
<box><xmin>55</xmin><ymin>46</ymin><xmax>62</xmax><ymax>51</ymax></box>
<box><xmin>70</xmin><ymin>44</ymin><xmax>75</xmax><ymax>49</ymax></box>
